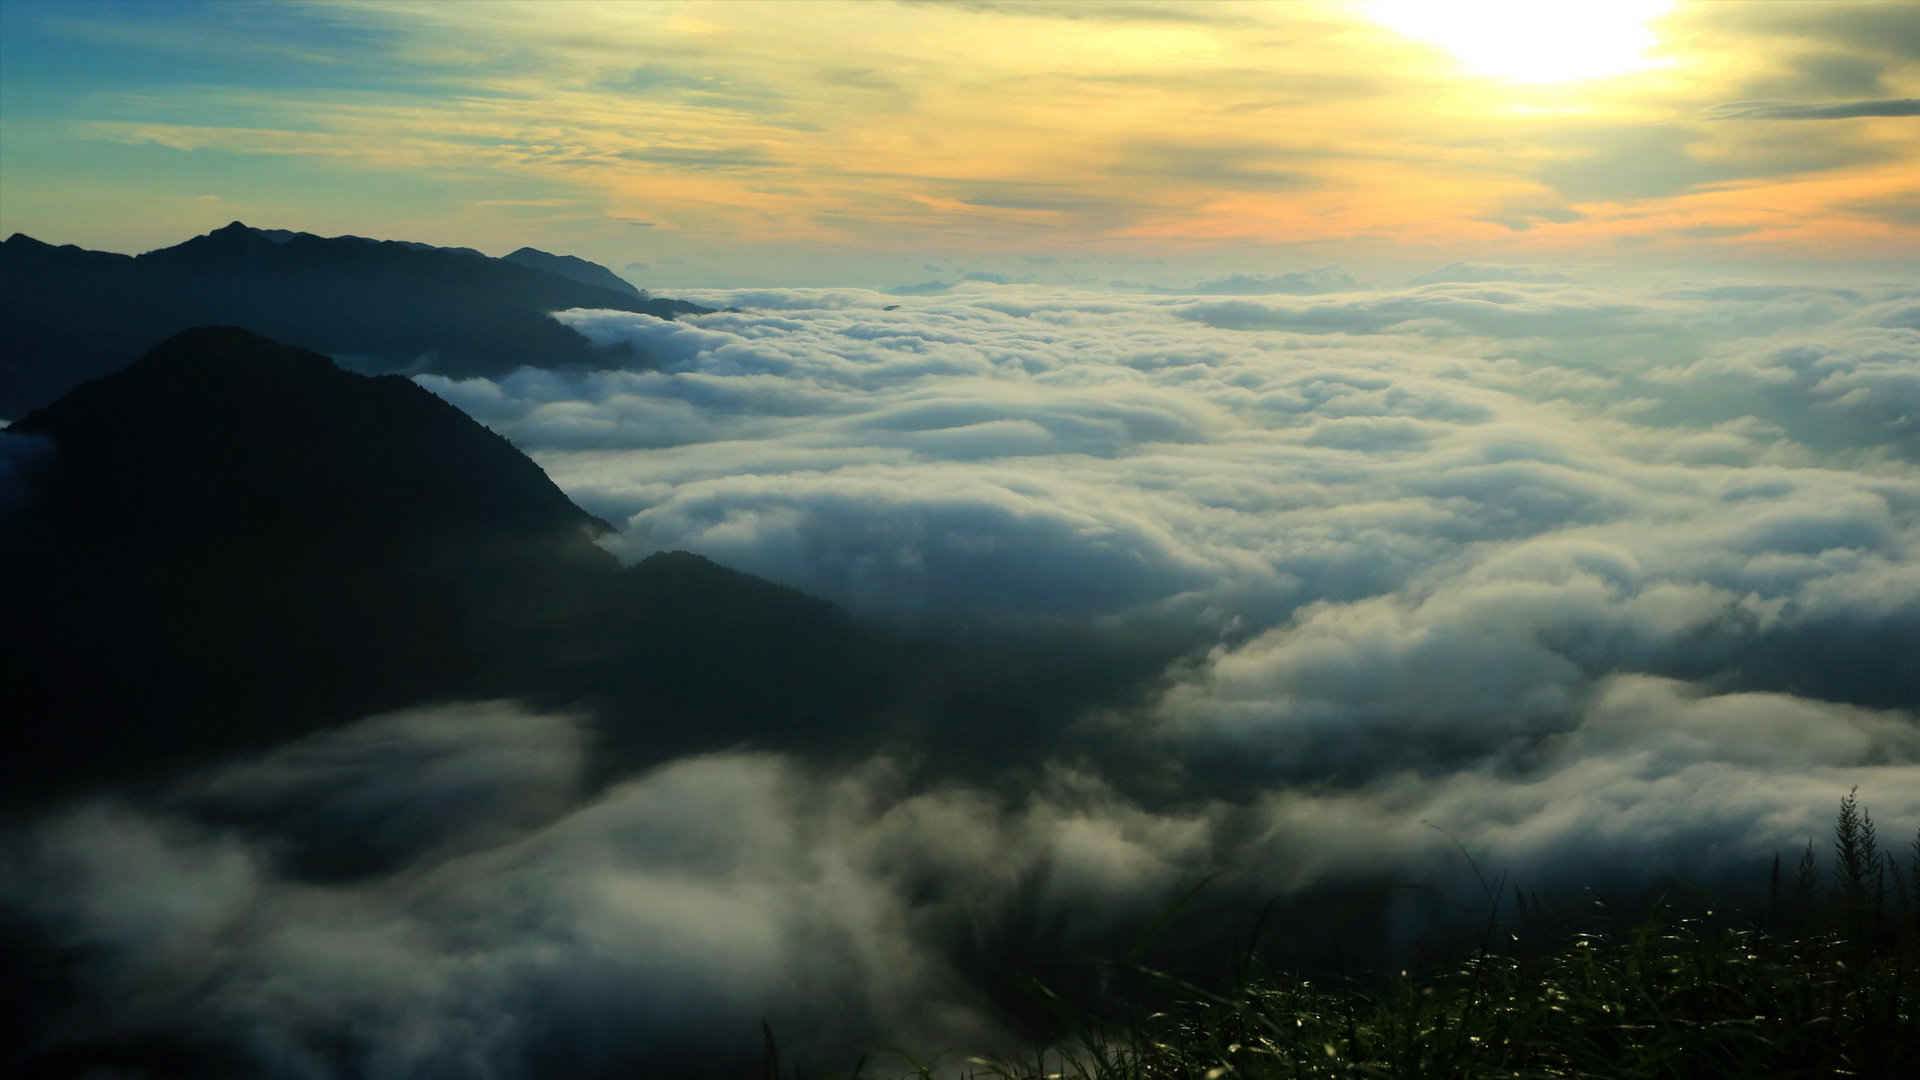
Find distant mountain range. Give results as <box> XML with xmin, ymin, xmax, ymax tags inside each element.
<box><xmin>504</xmin><ymin>245</ymin><xmax>649</xmax><ymax>297</ymax></box>
<box><xmin>0</xmin><ymin>219</ymin><xmax>1191</xmax><ymax>808</ymax></box>
<box><xmin>0</xmin><ymin>327</ymin><xmax>875</xmax><ymax>804</ymax></box>
<box><xmin>0</xmin><ymin>222</ymin><xmax>709</xmax><ymax>417</ymax></box>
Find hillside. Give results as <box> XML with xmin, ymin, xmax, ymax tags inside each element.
<box><xmin>0</xmin><ymin>223</ymin><xmax>709</xmax><ymax>416</ymax></box>
<box><xmin>0</xmin><ymin>327</ymin><xmax>873</xmax><ymax>802</ymax></box>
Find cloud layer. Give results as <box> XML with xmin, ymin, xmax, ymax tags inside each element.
<box><xmin>443</xmin><ymin>276</ymin><xmax>1920</xmax><ymax>787</ymax></box>
<box><xmin>12</xmin><ymin>688</ymin><xmax>1917</xmax><ymax>1075</ymax></box>
<box><xmin>419</xmin><ymin>277</ymin><xmax>1920</xmax><ymax>632</ymax></box>
<box><xmin>11</xmin><ymin>274</ymin><xmax>1920</xmax><ymax>1074</ymax></box>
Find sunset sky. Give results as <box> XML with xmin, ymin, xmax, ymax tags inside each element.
<box><xmin>3</xmin><ymin>0</ymin><xmax>1916</xmax><ymax>280</ymax></box>
<box><xmin>10</xmin><ymin>6</ymin><xmax>1920</xmax><ymax>1072</ymax></box>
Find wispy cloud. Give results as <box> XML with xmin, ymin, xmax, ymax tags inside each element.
<box><xmin>7</xmin><ymin>0</ymin><xmax>1919</xmax><ymax>256</ymax></box>
<box><xmin>1711</xmin><ymin>97</ymin><xmax>1920</xmax><ymax>120</ymax></box>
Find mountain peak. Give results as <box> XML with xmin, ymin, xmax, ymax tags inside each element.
<box><xmin>147</xmin><ymin>220</ymin><xmax>281</xmax><ymax>260</ymax></box>
<box><xmin>1</xmin><ymin>326</ymin><xmax>617</xmax><ymax>790</ymax></box>
<box><xmin>502</xmin><ymin>246</ymin><xmax>643</xmax><ymax>298</ymax></box>
<box><xmin>1</xmin><ymin>224</ymin><xmax>711</xmax><ymax>417</ymax></box>
<box><xmin>2</xmin><ymin>325</ymin><xmax>868</xmax><ymax>803</ymax></box>
<box><xmin>14</xmin><ymin>325</ymin><xmax>614</xmax><ymax>547</ymax></box>
<box><xmin>138</xmin><ymin>323</ymin><xmax>336</xmax><ymax>375</ymax></box>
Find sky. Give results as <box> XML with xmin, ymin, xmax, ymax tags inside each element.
<box><xmin>2</xmin><ymin>0</ymin><xmax>1917</xmax><ymax>283</ymax></box>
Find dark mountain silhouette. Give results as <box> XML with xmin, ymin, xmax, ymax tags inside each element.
<box><xmin>505</xmin><ymin>246</ymin><xmax>646</xmax><ymax>298</ymax></box>
<box><xmin>1</xmin><ymin>325</ymin><xmax>1198</xmax><ymax>816</ymax></box>
<box><xmin>0</xmin><ymin>326</ymin><xmax>1219</xmax><ymax>1078</ymax></box>
<box><xmin>0</xmin><ymin>223</ymin><xmax>709</xmax><ymax>417</ymax></box>
<box><xmin>0</xmin><ymin>327</ymin><xmax>877</xmax><ymax>804</ymax></box>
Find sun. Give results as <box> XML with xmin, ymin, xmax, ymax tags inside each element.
<box><xmin>1366</xmin><ymin>0</ymin><xmax>1673</xmax><ymax>85</ymax></box>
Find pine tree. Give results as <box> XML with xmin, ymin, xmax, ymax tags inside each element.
<box><xmin>1795</xmin><ymin>837</ymin><xmax>1819</xmax><ymax>927</ymax></box>
<box><xmin>1910</xmin><ymin>826</ymin><xmax>1920</xmax><ymax>933</ymax></box>
<box><xmin>1832</xmin><ymin>787</ymin><xmax>1882</xmax><ymax>940</ymax></box>
<box><xmin>1834</xmin><ymin>789</ymin><xmax>1870</xmax><ymax>898</ymax></box>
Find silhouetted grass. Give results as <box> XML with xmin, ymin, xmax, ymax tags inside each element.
<box><xmin>811</xmin><ymin>790</ymin><xmax>1920</xmax><ymax>1080</ymax></box>
<box><xmin>956</xmin><ymin>914</ymin><xmax>1916</xmax><ymax>1079</ymax></box>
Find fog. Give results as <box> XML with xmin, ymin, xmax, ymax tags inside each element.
<box><xmin>9</xmin><ymin>270</ymin><xmax>1920</xmax><ymax>1075</ymax></box>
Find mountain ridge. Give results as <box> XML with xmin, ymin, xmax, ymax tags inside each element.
<box><xmin>9</xmin><ymin>325</ymin><xmax>618</xmax><ymax>554</ymax></box>
<box><xmin>0</xmin><ymin>223</ymin><xmax>708</xmax><ymax>417</ymax></box>
<box><xmin>504</xmin><ymin>245</ymin><xmax>645</xmax><ymax>297</ymax></box>
<box><xmin>1</xmin><ymin>326</ymin><xmax>876</xmax><ymax>804</ymax></box>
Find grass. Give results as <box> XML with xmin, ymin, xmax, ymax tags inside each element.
<box><xmin>806</xmin><ymin>790</ymin><xmax>1920</xmax><ymax>1080</ymax></box>
<box><xmin>960</xmin><ymin>915</ymin><xmax>1916</xmax><ymax>1079</ymax></box>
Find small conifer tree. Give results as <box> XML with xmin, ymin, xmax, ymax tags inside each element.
<box><xmin>1794</xmin><ymin>837</ymin><xmax>1819</xmax><ymax>927</ymax></box>
<box><xmin>1911</xmin><ymin>826</ymin><xmax>1920</xmax><ymax>933</ymax></box>
<box><xmin>1833</xmin><ymin>787</ymin><xmax>1883</xmax><ymax>940</ymax></box>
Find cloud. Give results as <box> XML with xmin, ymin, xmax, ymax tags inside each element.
<box><xmin>20</xmin><ymin>275</ymin><xmax>1920</xmax><ymax>1074</ymax></box>
<box><xmin>1107</xmin><ymin>140</ymin><xmax>1321</xmax><ymax>194</ymax></box>
<box><xmin>1473</xmin><ymin>200</ymin><xmax>1586</xmax><ymax>233</ymax></box>
<box><xmin>1230</xmin><ymin>683</ymin><xmax>1920</xmax><ymax>898</ymax></box>
<box><xmin>1710</xmin><ymin>98</ymin><xmax>1920</xmax><ymax>120</ymax></box>
<box><xmin>888</xmin><ymin>279</ymin><xmax>954</xmax><ymax>296</ymax></box>
<box><xmin>427</xmin><ymin>282</ymin><xmax>1917</xmax><ymax>649</ymax></box>
<box><xmin>1740</xmin><ymin>51</ymin><xmax>1889</xmax><ymax>100</ymax></box>
<box><xmin>1176</xmin><ymin>269</ymin><xmax>1359</xmax><ymax>295</ymax></box>
<box><xmin>942</xmin><ymin>181</ymin><xmax>1152</xmax><ymax>230</ymax></box>
<box><xmin>904</xmin><ymin>0</ymin><xmax>1256</xmax><ymax>25</ymax></box>
<box><xmin>1169</xmin><ymin>282</ymin><xmax>1653</xmax><ymax>338</ymax></box>
<box><xmin>1149</xmin><ymin>536</ymin><xmax>1917</xmax><ymax>778</ymax></box>
<box><xmin>423</xmin><ymin>284</ymin><xmax>1920</xmax><ymax>819</ymax></box>
<box><xmin>1716</xmin><ymin>2</ymin><xmax>1920</xmax><ymax>64</ymax></box>
<box><xmin>1410</xmin><ymin>262</ymin><xmax>1573</xmax><ymax>285</ymax></box>
<box><xmin>1840</xmin><ymin>192</ymin><xmax>1920</xmax><ymax>227</ymax></box>
<box><xmin>11</xmin><ymin>679</ymin><xmax>1919</xmax><ymax>1076</ymax></box>
<box><xmin>615</xmin><ymin>144</ymin><xmax>780</xmax><ymax>171</ymax></box>
<box><xmin>1668</xmin><ymin>223</ymin><xmax>1769</xmax><ymax>239</ymax></box>
<box><xmin>5</xmin><ymin>713</ymin><xmax>955</xmax><ymax>1073</ymax></box>
<box><xmin>4</xmin><ymin>704</ymin><xmax>1224</xmax><ymax>1074</ymax></box>
<box><xmin>1536</xmin><ymin>122</ymin><xmax>1896</xmax><ymax>204</ymax></box>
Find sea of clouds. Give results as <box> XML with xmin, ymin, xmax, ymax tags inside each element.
<box><xmin>12</xmin><ymin>268</ymin><xmax>1920</xmax><ymax>1076</ymax></box>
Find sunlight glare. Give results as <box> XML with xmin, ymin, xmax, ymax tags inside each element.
<box><xmin>1367</xmin><ymin>0</ymin><xmax>1673</xmax><ymax>84</ymax></box>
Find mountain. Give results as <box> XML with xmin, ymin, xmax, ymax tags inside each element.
<box><xmin>0</xmin><ymin>327</ymin><xmax>876</xmax><ymax>804</ymax></box>
<box><xmin>505</xmin><ymin>246</ymin><xmax>646</xmax><ymax>298</ymax></box>
<box><xmin>0</xmin><ymin>223</ymin><xmax>710</xmax><ymax>417</ymax></box>
<box><xmin>8</xmin><ymin>325</ymin><xmax>616</xmax><ymax>555</ymax></box>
